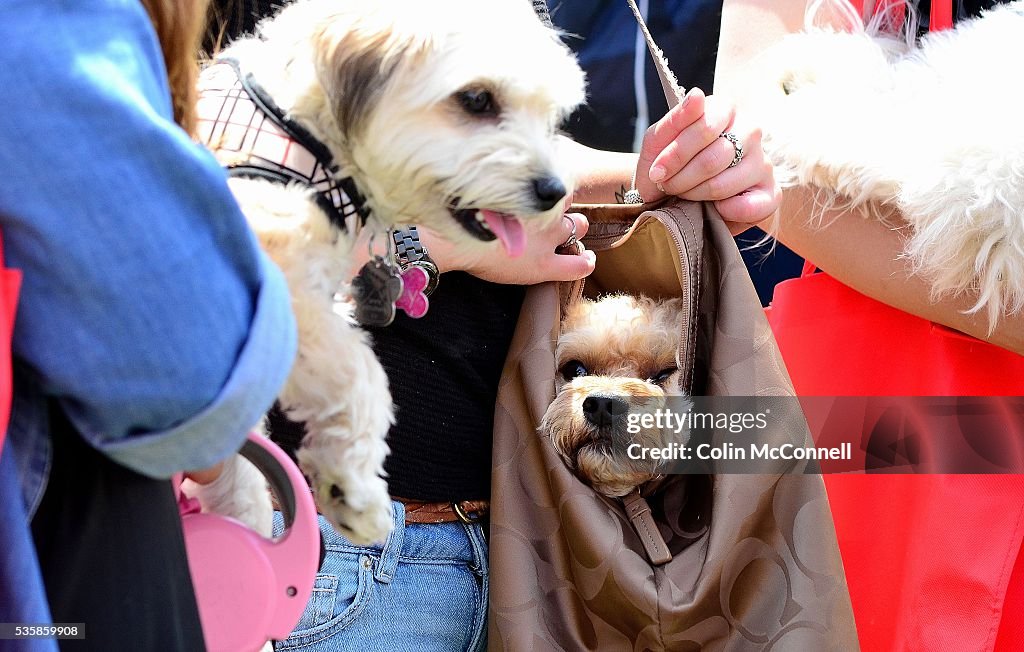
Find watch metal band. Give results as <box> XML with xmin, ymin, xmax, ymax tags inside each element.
<box><xmin>393</xmin><ymin>226</ymin><xmax>427</xmax><ymax>265</ymax></box>
<box><xmin>392</xmin><ymin>226</ymin><xmax>439</xmax><ymax>296</ymax></box>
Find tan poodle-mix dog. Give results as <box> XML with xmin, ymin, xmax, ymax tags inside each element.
<box><xmin>747</xmin><ymin>0</ymin><xmax>1024</xmax><ymax>327</ymax></box>
<box><xmin>541</xmin><ymin>294</ymin><xmax>690</xmax><ymax>497</ymax></box>
<box><xmin>190</xmin><ymin>0</ymin><xmax>585</xmax><ymax>543</ymax></box>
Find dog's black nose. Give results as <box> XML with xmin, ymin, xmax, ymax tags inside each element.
<box><xmin>582</xmin><ymin>395</ymin><xmax>629</xmax><ymax>428</ymax></box>
<box><xmin>532</xmin><ymin>176</ymin><xmax>566</xmax><ymax>211</ymax></box>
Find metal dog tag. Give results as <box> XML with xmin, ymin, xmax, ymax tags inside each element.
<box><xmin>351</xmin><ymin>256</ymin><xmax>404</xmax><ymax>327</ymax></box>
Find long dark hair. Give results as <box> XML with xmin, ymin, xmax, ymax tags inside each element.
<box><xmin>203</xmin><ymin>0</ymin><xmax>286</xmax><ymax>54</ymax></box>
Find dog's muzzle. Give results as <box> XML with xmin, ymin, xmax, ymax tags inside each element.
<box><xmin>582</xmin><ymin>394</ymin><xmax>629</xmax><ymax>429</ymax></box>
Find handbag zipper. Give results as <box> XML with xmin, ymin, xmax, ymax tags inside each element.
<box><xmin>566</xmin><ymin>204</ymin><xmax>700</xmax><ymax>395</ymax></box>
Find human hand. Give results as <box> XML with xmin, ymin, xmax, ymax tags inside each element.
<box><xmin>184</xmin><ymin>463</ymin><xmax>224</xmax><ymax>485</ymax></box>
<box><xmin>634</xmin><ymin>88</ymin><xmax>780</xmax><ymax>234</ymax></box>
<box><xmin>423</xmin><ymin>212</ymin><xmax>596</xmax><ymax>285</ymax></box>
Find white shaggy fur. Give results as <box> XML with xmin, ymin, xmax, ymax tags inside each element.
<box><xmin>746</xmin><ymin>0</ymin><xmax>1024</xmax><ymax>326</ymax></box>
<box><xmin>195</xmin><ymin>0</ymin><xmax>585</xmax><ymax>543</ymax></box>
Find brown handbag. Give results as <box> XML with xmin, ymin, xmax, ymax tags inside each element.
<box><xmin>486</xmin><ymin>4</ymin><xmax>858</xmax><ymax>650</ymax></box>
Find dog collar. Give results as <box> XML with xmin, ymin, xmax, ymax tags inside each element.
<box><xmin>196</xmin><ymin>58</ymin><xmax>370</xmax><ymax>232</ymax></box>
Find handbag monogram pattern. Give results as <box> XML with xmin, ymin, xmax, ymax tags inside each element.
<box><xmin>488</xmin><ymin>202</ymin><xmax>858</xmax><ymax>650</ymax></box>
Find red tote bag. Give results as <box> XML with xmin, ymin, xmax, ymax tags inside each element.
<box><xmin>765</xmin><ymin>3</ymin><xmax>1024</xmax><ymax>649</ymax></box>
<box><xmin>770</xmin><ymin>264</ymin><xmax>1024</xmax><ymax>396</ymax></box>
<box><xmin>0</xmin><ymin>232</ymin><xmax>21</xmax><ymax>454</ymax></box>
<box><xmin>767</xmin><ymin>267</ymin><xmax>1024</xmax><ymax>651</ymax></box>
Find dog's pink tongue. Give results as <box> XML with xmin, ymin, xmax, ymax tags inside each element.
<box><xmin>481</xmin><ymin>210</ymin><xmax>526</xmax><ymax>257</ymax></box>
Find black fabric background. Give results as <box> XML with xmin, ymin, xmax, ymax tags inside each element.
<box><xmin>31</xmin><ymin>404</ymin><xmax>206</xmax><ymax>651</ymax></box>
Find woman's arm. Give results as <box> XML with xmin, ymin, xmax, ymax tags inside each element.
<box><xmin>0</xmin><ymin>3</ymin><xmax>297</xmax><ymax>476</ymax></box>
<box><xmin>715</xmin><ymin>0</ymin><xmax>808</xmax><ymax>100</ymax></box>
<box><xmin>417</xmin><ymin>93</ymin><xmax>780</xmax><ymax>286</ymax></box>
<box><xmin>777</xmin><ymin>189</ymin><xmax>1024</xmax><ymax>354</ymax></box>
<box><xmin>716</xmin><ymin>0</ymin><xmax>1024</xmax><ymax>355</ymax></box>
<box><xmin>559</xmin><ymin>139</ymin><xmax>639</xmax><ymax>205</ymax></box>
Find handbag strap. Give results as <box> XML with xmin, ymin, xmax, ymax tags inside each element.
<box><xmin>622</xmin><ymin>0</ymin><xmax>687</xmax><ymax>195</ymax></box>
<box><xmin>624</xmin><ymin>0</ymin><xmax>685</xmax><ymax>109</ymax></box>
<box><xmin>622</xmin><ymin>491</ymin><xmax>673</xmax><ymax>565</ymax></box>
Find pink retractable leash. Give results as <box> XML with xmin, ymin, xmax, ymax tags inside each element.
<box><xmin>178</xmin><ymin>433</ymin><xmax>320</xmax><ymax>652</ymax></box>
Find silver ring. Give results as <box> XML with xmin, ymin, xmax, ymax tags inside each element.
<box><xmin>559</xmin><ymin>216</ymin><xmax>578</xmax><ymax>250</ymax></box>
<box><xmin>721</xmin><ymin>131</ymin><xmax>744</xmax><ymax>168</ymax></box>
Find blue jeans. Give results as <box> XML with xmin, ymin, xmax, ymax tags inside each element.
<box><xmin>273</xmin><ymin>501</ymin><xmax>488</xmax><ymax>652</ymax></box>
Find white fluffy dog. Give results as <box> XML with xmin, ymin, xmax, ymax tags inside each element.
<box><xmin>190</xmin><ymin>0</ymin><xmax>585</xmax><ymax>543</ymax></box>
<box><xmin>747</xmin><ymin>0</ymin><xmax>1024</xmax><ymax>326</ymax></box>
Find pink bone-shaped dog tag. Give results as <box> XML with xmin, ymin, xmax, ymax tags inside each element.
<box><xmin>396</xmin><ymin>266</ymin><xmax>430</xmax><ymax>318</ymax></box>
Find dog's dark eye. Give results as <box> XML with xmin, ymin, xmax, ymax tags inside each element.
<box><xmin>650</xmin><ymin>367</ymin><xmax>677</xmax><ymax>386</ymax></box>
<box><xmin>559</xmin><ymin>360</ymin><xmax>588</xmax><ymax>381</ymax></box>
<box><xmin>457</xmin><ymin>89</ymin><xmax>498</xmax><ymax>116</ymax></box>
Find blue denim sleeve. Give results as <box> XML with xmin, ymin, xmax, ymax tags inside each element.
<box><xmin>0</xmin><ymin>1</ymin><xmax>297</xmax><ymax>476</ymax></box>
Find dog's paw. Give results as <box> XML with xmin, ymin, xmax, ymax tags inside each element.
<box><xmin>905</xmin><ymin>203</ymin><xmax>1024</xmax><ymax>327</ymax></box>
<box><xmin>187</xmin><ymin>455</ymin><xmax>274</xmax><ymax>538</ymax></box>
<box><xmin>304</xmin><ymin>464</ymin><xmax>394</xmax><ymax>545</ymax></box>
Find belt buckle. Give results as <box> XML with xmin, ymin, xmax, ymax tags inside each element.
<box><xmin>451</xmin><ymin>501</ymin><xmax>482</xmax><ymax>524</ymax></box>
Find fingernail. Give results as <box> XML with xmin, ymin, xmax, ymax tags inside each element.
<box><xmin>656</xmin><ymin>182</ymin><xmax>665</xmax><ymax>193</ymax></box>
<box><xmin>649</xmin><ymin>165</ymin><xmax>666</xmax><ymax>182</ymax></box>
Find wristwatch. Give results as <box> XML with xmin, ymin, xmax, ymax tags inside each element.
<box><xmin>392</xmin><ymin>226</ymin><xmax>440</xmax><ymax>296</ymax></box>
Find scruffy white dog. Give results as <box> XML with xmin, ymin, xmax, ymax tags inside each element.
<box><xmin>190</xmin><ymin>0</ymin><xmax>585</xmax><ymax>543</ymax></box>
<box><xmin>748</xmin><ymin>0</ymin><xmax>1024</xmax><ymax>326</ymax></box>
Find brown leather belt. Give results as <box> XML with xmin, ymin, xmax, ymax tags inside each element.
<box><xmin>272</xmin><ymin>492</ymin><xmax>489</xmax><ymax>525</ymax></box>
<box><xmin>394</xmin><ymin>496</ymin><xmax>489</xmax><ymax>525</ymax></box>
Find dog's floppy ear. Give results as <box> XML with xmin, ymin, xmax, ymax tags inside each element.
<box><xmin>312</xmin><ymin>13</ymin><xmax>424</xmax><ymax>139</ymax></box>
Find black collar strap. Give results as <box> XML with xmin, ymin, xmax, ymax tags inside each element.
<box><xmin>196</xmin><ymin>58</ymin><xmax>370</xmax><ymax>231</ymax></box>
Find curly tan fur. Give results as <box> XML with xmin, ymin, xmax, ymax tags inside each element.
<box><xmin>542</xmin><ymin>295</ymin><xmax>690</xmax><ymax>497</ymax></box>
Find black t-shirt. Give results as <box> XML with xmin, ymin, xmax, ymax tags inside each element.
<box><xmin>368</xmin><ymin>275</ymin><xmax>526</xmax><ymax>501</ymax></box>
<box><xmin>267</xmin><ymin>273</ymin><xmax>525</xmax><ymax>502</ymax></box>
